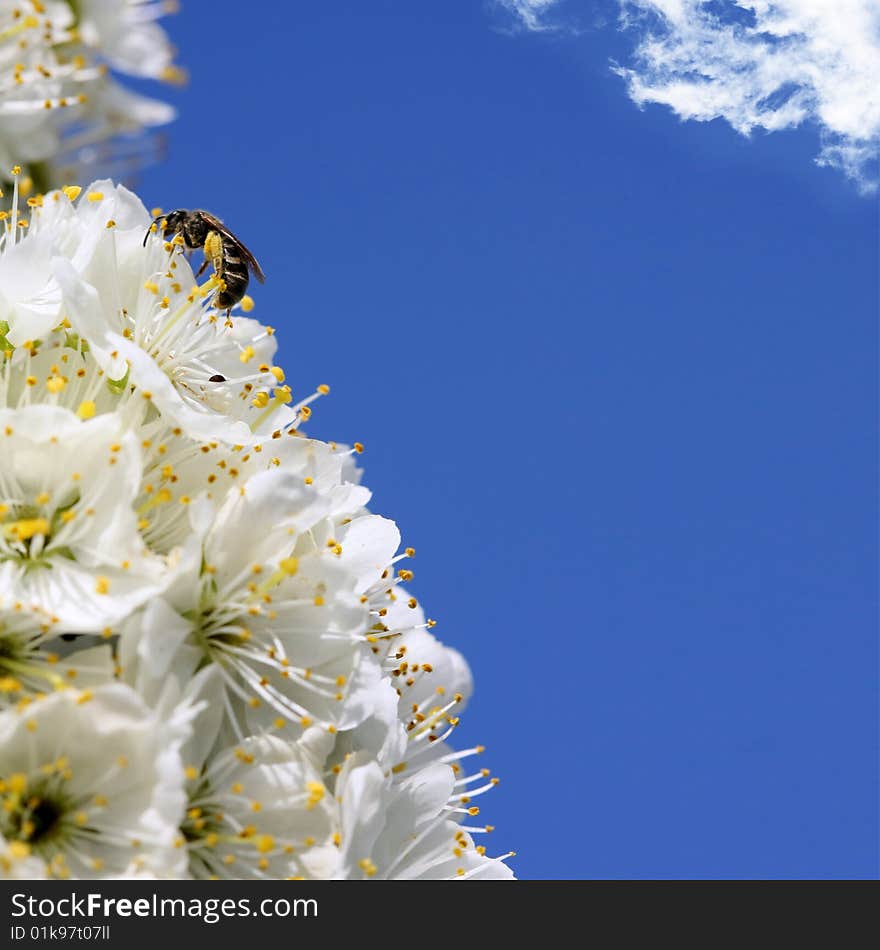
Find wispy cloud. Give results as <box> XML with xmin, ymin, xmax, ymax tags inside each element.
<box><xmin>498</xmin><ymin>1</ymin><xmax>880</xmax><ymax>192</ymax></box>
<box><xmin>495</xmin><ymin>1</ymin><xmax>562</xmax><ymax>32</ymax></box>
<box><xmin>615</xmin><ymin>2</ymin><xmax>880</xmax><ymax>191</ymax></box>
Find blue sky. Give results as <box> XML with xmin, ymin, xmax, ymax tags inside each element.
<box><xmin>137</xmin><ymin>2</ymin><xmax>878</xmax><ymax>879</ymax></box>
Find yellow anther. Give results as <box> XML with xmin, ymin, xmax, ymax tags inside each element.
<box><xmin>305</xmin><ymin>782</ymin><xmax>325</xmax><ymax>810</ymax></box>
<box><xmin>161</xmin><ymin>64</ymin><xmax>188</xmax><ymax>85</ymax></box>
<box><xmin>8</xmin><ymin>773</ymin><xmax>27</xmax><ymax>793</ymax></box>
<box><xmin>62</xmin><ymin>185</ymin><xmax>81</xmax><ymax>201</ymax></box>
<box><xmin>94</xmin><ymin>577</ymin><xmax>110</xmax><ymax>595</ymax></box>
<box><xmin>76</xmin><ymin>399</ymin><xmax>95</xmax><ymax>419</ymax></box>
<box><xmin>5</xmin><ymin>518</ymin><xmax>49</xmax><ymax>541</ymax></box>
<box><xmin>256</xmin><ymin>835</ymin><xmax>275</xmax><ymax>854</ymax></box>
<box><xmin>86</xmin><ymin>191</ymin><xmax>104</xmax><ymax>202</ymax></box>
<box><xmin>240</xmin><ymin>295</ymin><xmax>255</xmax><ymax>312</ymax></box>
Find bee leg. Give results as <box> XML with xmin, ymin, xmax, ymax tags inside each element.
<box><xmin>204</xmin><ymin>230</ymin><xmax>225</xmax><ymax>274</ymax></box>
<box><xmin>195</xmin><ymin>259</ymin><xmax>210</xmax><ymax>278</ymax></box>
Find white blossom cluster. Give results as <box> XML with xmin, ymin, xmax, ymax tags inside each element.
<box><xmin>0</xmin><ymin>0</ymin><xmax>180</xmax><ymax>190</ymax></box>
<box><xmin>0</xmin><ymin>175</ymin><xmax>514</xmax><ymax>880</ymax></box>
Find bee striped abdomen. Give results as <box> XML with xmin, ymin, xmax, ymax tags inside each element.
<box><xmin>216</xmin><ymin>246</ymin><xmax>249</xmax><ymax>309</ymax></box>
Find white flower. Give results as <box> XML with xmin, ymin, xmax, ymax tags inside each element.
<box><xmin>0</xmin><ymin>684</ymin><xmax>189</xmax><ymax>879</ymax></box>
<box><xmin>119</xmin><ymin>459</ymin><xmax>396</xmax><ymax>736</ymax></box>
<box><xmin>182</xmin><ymin>727</ymin><xmax>339</xmax><ymax>879</ymax></box>
<box><xmin>0</xmin><ymin>1</ymin><xmax>177</xmax><ymax>187</ymax></box>
<box><xmin>55</xmin><ymin>183</ymin><xmax>302</xmax><ymax>442</ymax></box>
<box><xmin>331</xmin><ymin>592</ymin><xmax>473</xmax><ymax>773</ymax></box>
<box><xmin>0</xmin><ymin>404</ymin><xmax>164</xmax><ymax>631</ymax></box>
<box><xmin>0</xmin><ymin>177</ymin><xmax>307</xmax><ymax>443</ymax></box>
<box><xmin>74</xmin><ymin>0</ymin><xmax>177</xmax><ymax>80</ymax></box>
<box><xmin>0</xmin><ymin>601</ymin><xmax>114</xmax><ymax>706</ymax></box>
<box><xmin>325</xmin><ymin>598</ymin><xmax>512</xmax><ymax>880</ymax></box>
<box><xmin>0</xmin><ymin>172</ymin><xmax>515</xmax><ymax>880</ymax></box>
<box><xmin>332</xmin><ymin>753</ymin><xmax>513</xmax><ymax>880</ymax></box>
<box><xmin>114</xmin><ymin>665</ymin><xmax>336</xmax><ymax>880</ymax></box>
<box><xmin>0</xmin><ymin>2</ymin><xmax>80</xmax><ymax>169</ymax></box>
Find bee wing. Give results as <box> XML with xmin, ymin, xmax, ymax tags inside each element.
<box><xmin>198</xmin><ymin>211</ymin><xmax>266</xmax><ymax>283</ymax></box>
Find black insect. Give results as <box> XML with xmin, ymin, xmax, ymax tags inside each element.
<box><xmin>144</xmin><ymin>209</ymin><xmax>266</xmax><ymax>313</ymax></box>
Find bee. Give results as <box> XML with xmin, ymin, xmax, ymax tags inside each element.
<box><xmin>144</xmin><ymin>209</ymin><xmax>266</xmax><ymax>313</ymax></box>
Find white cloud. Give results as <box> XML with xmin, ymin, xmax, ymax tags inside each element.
<box><xmin>614</xmin><ymin>1</ymin><xmax>880</xmax><ymax>191</ymax></box>
<box><xmin>497</xmin><ymin>1</ymin><xmax>880</xmax><ymax>190</ymax></box>
<box><xmin>496</xmin><ymin>0</ymin><xmax>562</xmax><ymax>31</ymax></box>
